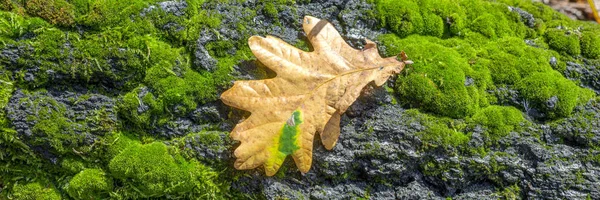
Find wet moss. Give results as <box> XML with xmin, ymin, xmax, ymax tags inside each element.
<box><xmin>66</xmin><ymin>168</ymin><xmax>113</xmax><ymax>199</ymax></box>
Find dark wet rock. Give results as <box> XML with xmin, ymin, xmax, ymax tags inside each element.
<box><xmin>465</xmin><ymin>76</ymin><xmax>475</xmax><ymax>86</ymax></box>
<box><xmin>546</xmin><ymin>96</ymin><xmax>558</xmax><ymax>109</ymax></box>
<box><xmin>509</xmin><ymin>6</ymin><xmax>535</xmax><ymax>28</ymax></box>
<box><xmin>549</xmin><ymin>100</ymin><xmax>600</xmax><ymax>147</ymax></box>
<box><xmin>159</xmin><ymin>1</ymin><xmax>188</xmax><ymax>16</ymax></box>
<box><xmin>151</xmin><ymin>102</ymin><xmax>229</xmax><ymax>138</ymax></box>
<box><xmin>229</xmin><ymin>94</ymin><xmax>600</xmax><ymax>199</ymax></box>
<box><xmin>565</xmin><ymin>60</ymin><xmax>600</xmax><ymax>93</ymax></box>
<box><xmin>490</xmin><ymin>87</ymin><xmax>520</xmax><ymax>107</ymax></box>
<box><xmin>177</xmin><ymin>131</ymin><xmax>231</xmax><ymax>165</ymax></box>
<box><xmin>549</xmin><ymin>56</ymin><xmax>558</xmax><ymax>68</ymax></box>
<box><xmin>192</xmin><ymin>30</ymin><xmax>218</xmax><ymax>71</ymax></box>
<box><xmin>0</xmin><ymin>44</ymin><xmax>33</xmax><ymax>65</ymax></box>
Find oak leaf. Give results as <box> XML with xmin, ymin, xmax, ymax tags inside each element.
<box><xmin>221</xmin><ymin>16</ymin><xmax>410</xmax><ymax>176</ymax></box>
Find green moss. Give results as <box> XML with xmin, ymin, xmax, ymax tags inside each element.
<box><xmin>11</xmin><ymin>182</ymin><xmax>61</xmax><ymax>200</ymax></box>
<box><xmin>545</xmin><ymin>29</ymin><xmax>580</xmax><ymax>56</ymax></box>
<box><xmin>0</xmin><ymin>76</ymin><xmax>13</xmax><ymax>126</ymax></box>
<box><xmin>580</xmin><ymin>31</ymin><xmax>600</xmax><ymax>59</ymax></box>
<box><xmin>480</xmin><ymin>37</ymin><xmax>557</xmax><ymax>84</ymax></box>
<box><xmin>69</xmin><ymin>0</ymin><xmax>92</xmax><ymax>16</ymax></box>
<box><xmin>25</xmin><ymin>0</ymin><xmax>75</xmax><ymax>26</ymax></box>
<box><xmin>422</xmin><ymin>13</ymin><xmax>444</xmax><ymax>37</ymax></box>
<box><xmin>421</xmin><ymin>155</ymin><xmax>463</xmax><ymax>178</ymax></box>
<box><xmin>516</xmin><ymin>71</ymin><xmax>594</xmax><ymax>119</ymax></box>
<box><xmin>263</xmin><ymin>2</ymin><xmax>278</xmax><ymax>18</ymax></box>
<box><xmin>380</xmin><ymin>34</ymin><xmax>490</xmax><ymax>118</ymax></box>
<box><xmin>60</xmin><ymin>157</ymin><xmax>86</xmax><ymax>174</ymax></box>
<box><xmin>108</xmin><ymin>142</ymin><xmax>221</xmax><ymax>198</ymax></box>
<box><xmin>22</xmin><ymin>93</ymin><xmax>84</xmax><ymax>154</ymax></box>
<box><xmin>0</xmin><ymin>12</ymin><xmax>50</xmax><ymax>39</ymax></box>
<box><xmin>79</xmin><ymin>0</ymin><xmax>160</xmax><ymax>28</ymax></box>
<box><xmin>375</xmin><ymin>0</ymin><xmax>423</xmax><ymax>37</ymax></box>
<box><xmin>66</xmin><ymin>168</ymin><xmax>113</xmax><ymax>200</ymax></box>
<box><xmin>206</xmin><ymin>40</ymin><xmax>236</xmax><ymax>58</ymax></box>
<box><xmin>498</xmin><ymin>184</ymin><xmax>521</xmax><ymax>199</ymax></box>
<box><xmin>470</xmin><ymin>106</ymin><xmax>525</xmax><ymax>141</ymax></box>
<box><xmin>405</xmin><ymin>109</ymin><xmax>470</xmax><ymax>149</ymax></box>
<box><xmin>105</xmin><ymin>132</ymin><xmax>141</xmax><ymax>158</ymax></box>
<box><xmin>419</xmin><ymin>0</ymin><xmax>466</xmax><ymax>36</ymax></box>
<box><xmin>470</xmin><ymin>14</ymin><xmax>504</xmax><ymax>39</ymax></box>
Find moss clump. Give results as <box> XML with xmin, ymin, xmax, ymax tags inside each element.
<box><xmin>66</xmin><ymin>168</ymin><xmax>113</xmax><ymax>200</ymax></box>
<box><xmin>516</xmin><ymin>71</ymin><xmax>594</xmax><ymax>119</ymax></box>
<box><xmin>104</xmin><ymin>131</ymin><xmax>141</xmax><ymax>158</ymax></box>
<box><xmin>422</xmin><ymin>13</ymin><xmax>444</xmax><ymax>37</ymax></box>
<box><xmin>419</xmin><ymin>0</ymin><xmax>466</xmax><ymax>36</ymax></box>
<box><xmin>480</xmin><ymin>37</ymin><xmax>558</xmax><ymax>84</ymax></box>
<box><xmin>11</xmin><ymin>182</ymin><xmax>61</xmax><ymax>200</ymax></box>
<box><xmin>108</xmin><ymin>142</ymin><xmax>221</xmax><ymax>198</ymax></box>
<box><xmin>380</xmin><ymin>34</ymin><xmax>491</xmax><ymax>118</ymax></box>
<box><xmin>469</xmin><ymin>13</ymin><xmax>511</xmax><ymax>39</ymax></box>
<box><xmin>580</xmin><ymin>31</ymin><xmax>600</xmax><ymax>59</ymax></box>
<box><xmin>375</xmin><ymin>0</ymin><xmax>423</xmax><ymax>37</ymax></box>
<box><xmin>60</xmin><ymin>157</ymin><xmax>86</xmax><ymax>174</ymax></box>
<box><xmin>545</xmin><ymin>29</ymin><xmax>580</xmax><ymax>56</ymax></box>
<box><xmin>470</xmin><ymin>106</ymin><xmax>525</xmax><ymax>141</ymax></box>
<box><xmin>25</xmin><ymin>0</ymin><xmax>75</xmax><ymax>26</ymax></box>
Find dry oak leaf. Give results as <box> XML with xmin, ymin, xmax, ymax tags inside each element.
<box><xmin>221</xmin><ymin>16</ymin><xmax>411</xmax><ymax>176</ymax></box>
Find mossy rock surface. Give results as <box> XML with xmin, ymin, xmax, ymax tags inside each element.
<box><xmin>1</xmin><ymin>0</ymin><xmax>600</xmax><ymax>199</ymax></box>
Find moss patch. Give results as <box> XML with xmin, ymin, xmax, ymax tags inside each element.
<box><xmin>25</xmin><ymin>0</ymin><xmax>75</xmax><ymax>26</ymax></box>
<box><xmin>11</xmin><ymin>182</ymin><xmax>61</xmax><ymax>200</ymax></box>
<box><xmin>66</xmin><ymin>168</ymin><xmax>113</xmax><ymax>200</ymax></box>
<box><xmin>545</xmin><ymin>29</ymin><xmax>580</xmax><ymax>56</ymax></box>
<box><xmin>516</xmin><ymin>71</ymin><xmax>594</xmax><ymax>119</ymax></box>
<box><xmin>108</xmin><ymin>142</ymin><xmax>221</xmax><ymax>198</ymax></box>
<box><xmin>469</xmin><ymin>105</ymin><xmax>526</xmax><ymax>142</ymax></box>
<box><xmin>380</xmin><ymin>34</ymin><xmax>490</xmax><ymax>118</ymax></box>
<box><xmin>580</xmin><ymin>31</ymin><xmax>600</xmax><ymax>59</ymax></box>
